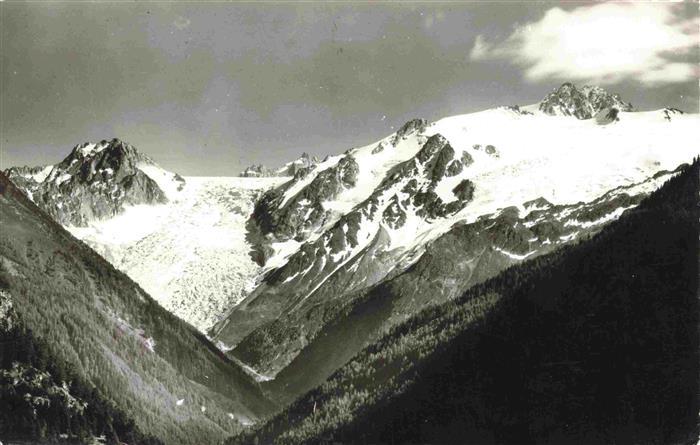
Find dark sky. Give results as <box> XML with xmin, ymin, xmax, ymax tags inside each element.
<box><xmin>1</xmin><ymin>2</ymin><xmax>698</xmax><ymax>176</ymax></box>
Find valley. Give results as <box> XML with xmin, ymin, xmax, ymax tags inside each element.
<box><xmin>2</xmin><ymin>82</ymin><xmax>698</xmax><ymax>444</ymax></box>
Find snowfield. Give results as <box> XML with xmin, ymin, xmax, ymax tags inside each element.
<box><xmin>258</xmin><ymin>107</ymin><xmax>699</xmax><ymax>279</ymax></box>
<box><xmin>68</xmin><ymin>176</ymin><xmax>286</xmax><ymax>332</ymax></box>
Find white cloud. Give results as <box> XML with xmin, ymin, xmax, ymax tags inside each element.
<box><xmin>470</xmin><ymin>2</ymin><xmax>699</xmax><ymax>85</ymax></box>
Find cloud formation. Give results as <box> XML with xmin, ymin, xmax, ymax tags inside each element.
<box><xmin>471</xmin><ymin>2</ymin><xmax>699</xmax><ymax>85</ymax></box>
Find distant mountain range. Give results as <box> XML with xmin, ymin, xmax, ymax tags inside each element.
<box><xmin>240</xmin><ymin>152</ymin><xmax>322</xmax><ymax>178</ymax></box>
<box><xmin>2</xmin><ymin>82</ymin><xmax>698</xmax><ymax>444</ymax></box>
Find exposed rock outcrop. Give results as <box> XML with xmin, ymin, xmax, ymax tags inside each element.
<box><xmin>539</xmin><ymin>83</ymin><xmax>633</xmax><ymax>119</ymax></box>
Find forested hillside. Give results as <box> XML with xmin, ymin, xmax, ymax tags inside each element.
<box><xmin>232</xmin><ymin>158</ymin><xmax>699</xmax><ymax>445</ymax></box>
<box><xmin>0</xmin><ymin>172</ymin><xmax>275</xmax><ymax>444</ymax></box>
<box><xmin>0</xmin><ymin>298</ymin><xmax>162</xmax><ymax>444</ymax></box>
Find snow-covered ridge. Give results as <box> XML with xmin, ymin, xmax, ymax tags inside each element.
<box><xmin>240</xmin><ymin>152</ymin><xmax>322</xmax><ymax>178</ymax></box>
<box><xmin>254</xmin><ymin>106</ymin><xmax>698</xmax><ymax>274</ymax></box>
<box><xmin>212</xmin><ymin>102</ymin><xmax>698</xmax><ymax>376</ymax></box>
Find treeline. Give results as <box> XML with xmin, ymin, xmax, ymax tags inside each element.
<box><xmin>230</xmin><ymin>159</ymin><xmax>699</xmax><ymax>444</ymax></box>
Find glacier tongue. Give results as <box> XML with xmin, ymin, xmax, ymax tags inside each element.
<box><xmin>68</xmin><ymin>176</ymin><xmax>286</xmax><ymax>332</ymax></box>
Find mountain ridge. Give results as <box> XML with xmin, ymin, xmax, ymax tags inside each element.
<box><xmin>212</xmin><ymin>97</ymin><xmax>698</xmax><ymax>382</ymax></box>
<box><xmin>229</xmin><ymin>158</ymin><xmax>699</xmax><ymax>445</ymax></box>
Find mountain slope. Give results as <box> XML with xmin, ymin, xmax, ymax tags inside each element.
<box><xmin>259</xmin><ymin>165</ymin><xmax>685</xmax><ymax>405</ymax></box>
<box><xmin>0</xmin><ymin>172</ymin><xmax>275</xmax><ymax>444</ymax></box>
<box><xmin>231</xmin><ymin>158</ymin><xmax>699</xmax><ymax>445</ymax></box>
<box><xmin>1</xmin><ymin>296</ymin><xmax>163</xmax><ymax>444</ymax></box>
<box><xmin>213</xmin><ymin>89</ymin><xmax>698</xmax><ymax>380</ymax></box>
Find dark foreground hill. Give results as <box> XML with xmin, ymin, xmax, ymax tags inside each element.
<box><xmin>0</xmin><ymin>172</ymin><xmax>275</xmax><ymax>444</ymax></box>
<box><xmin>232</xmin><ymin>158</ymin><xmax>699</xmax><ymax>445</ymax></box>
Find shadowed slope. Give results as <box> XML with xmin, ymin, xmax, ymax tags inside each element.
<box><xmin>232</xmin><ymin>158</ymin><xmax>699</xmax><ymax>445</ymax></box>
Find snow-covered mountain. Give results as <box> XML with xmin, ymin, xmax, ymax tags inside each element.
<box><xmin>211</xmin><ymin>84</ymin><xmax>698</xmax><ymax>382</ymax></box>
<box><xmin>230</xmin><ymin>160</ymin><xmax>700</xmax><ymax>445</ymax></box>
<box><xmin>5</xmin><ymin>84</ymin><xmax>698</xmax><ymax>385</ymax></box>
<box><xmin>5</xmin><ymin>138</ymin><xmax>185</xmax><ymax>226</ymax></box>
<box><xmin>5</xmin><ymin>139</ymin><xmax>286</xmax><ymax>332</ymax></box>
<box><xmin>0</xmin><ymin>171</ymin><xmax>275</xmax><ymax>444</ymax></box>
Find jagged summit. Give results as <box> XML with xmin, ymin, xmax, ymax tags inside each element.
<box><xmin>240</xmin><ymin>164</ymin><xmax>275</xmax><ymax>178</ymax></box>
<box><xmin>539</xmin><ymin>82</ymin><xmax>633</xmax><ymax>119</ymax></box>
<box><xmin>240</xmin><ymin>151</ymin><xmax>321</xmax><ymax>177</ymax></box>
<box><xmin>67</xmin><ymin>138</ymin><xmax>152</xmax><ymax>163</ymax></box>
<box><xmin>50</xmin><ymin>138</ymin><xmax>158</xmax><ymax>182</ymax></box>
<box><xmin>4</xmin><ymin>138</ymin><xmax>185</xmax><ymax>226</ymax></box>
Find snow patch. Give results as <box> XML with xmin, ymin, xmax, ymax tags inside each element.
<box><xmin>494</xmin><ymin>247</ymin><xmax>537</xmax><ymax>261</ymax></box>
<box><xmin>137</xmin><ymin>163</ymin><xmax>182</xmax><ymax>200</ymax></box>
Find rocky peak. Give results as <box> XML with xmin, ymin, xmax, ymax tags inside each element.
<box><xmin>662</xmin><ymin>107</ymin><xmax>684</xmax><ymax>122</ymax></box>
<box><xmin>49</xmin><ymin>138</ymin><xmax>156</xmax><ymax>185</ymax></box>
<box><xmin>240</xmin><ymin>164</ymin><xmax>274</xmax><ymax>177</ymax></box>
<box><xmin>240</xmin><ymin>152</ymin><xmax>322</xmax><ymax>178</ymax></box>
<box><xmin>3</xmin><ymin>165</ymin><xmax>53</xmax><ymax>187</ymax></box>
<box><xmin>286</xmin><ymin>152</ymin><xmax>320</xmax><ymax>176</ymax></box>
<box><xmin>5</xmin><ymin>138</ymin><xmax>182</xmax><ymax>226</ymax></box>
<box><xmin>392</xmin><ymin>118</ymin><xmax>428</xmax><ymax>145</ymax></box>
<box><xmin>539</xmin><ymin>83</ymin><xmax>633</xmax><ymax>119</ymax></box>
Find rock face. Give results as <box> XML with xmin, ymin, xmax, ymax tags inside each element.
<box><xmin>4</xmin><ymin>139</ymin><xmax>184</xmax><ymax>226</ymax></box>
<box><xmin>252</xmin><ymin>154</ymin><xmax>360</xmax><ymax>248</ymax></box>
<box><xmin>240</xmin><ymin>152</ymin><xmax>321</xmax><ymax>177</ymax></box>
<box><xmin>240</xmin><ymin>164</ymin><xmax>274</xmax><ymax>177</ymax></box>
<box><xmin>539</xmin><ymin>83</ymin><xmax>633</xmax><ymax>119</ymax></box>
<box><xmin>392</xmin><ymin>118</ymin><xmax>428</xmax><ymax>145</ymax></box>
<box><xmin>594</xmin><ymin>107</ymin><xmax>620</xmax><ymax>125</ymax></box>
